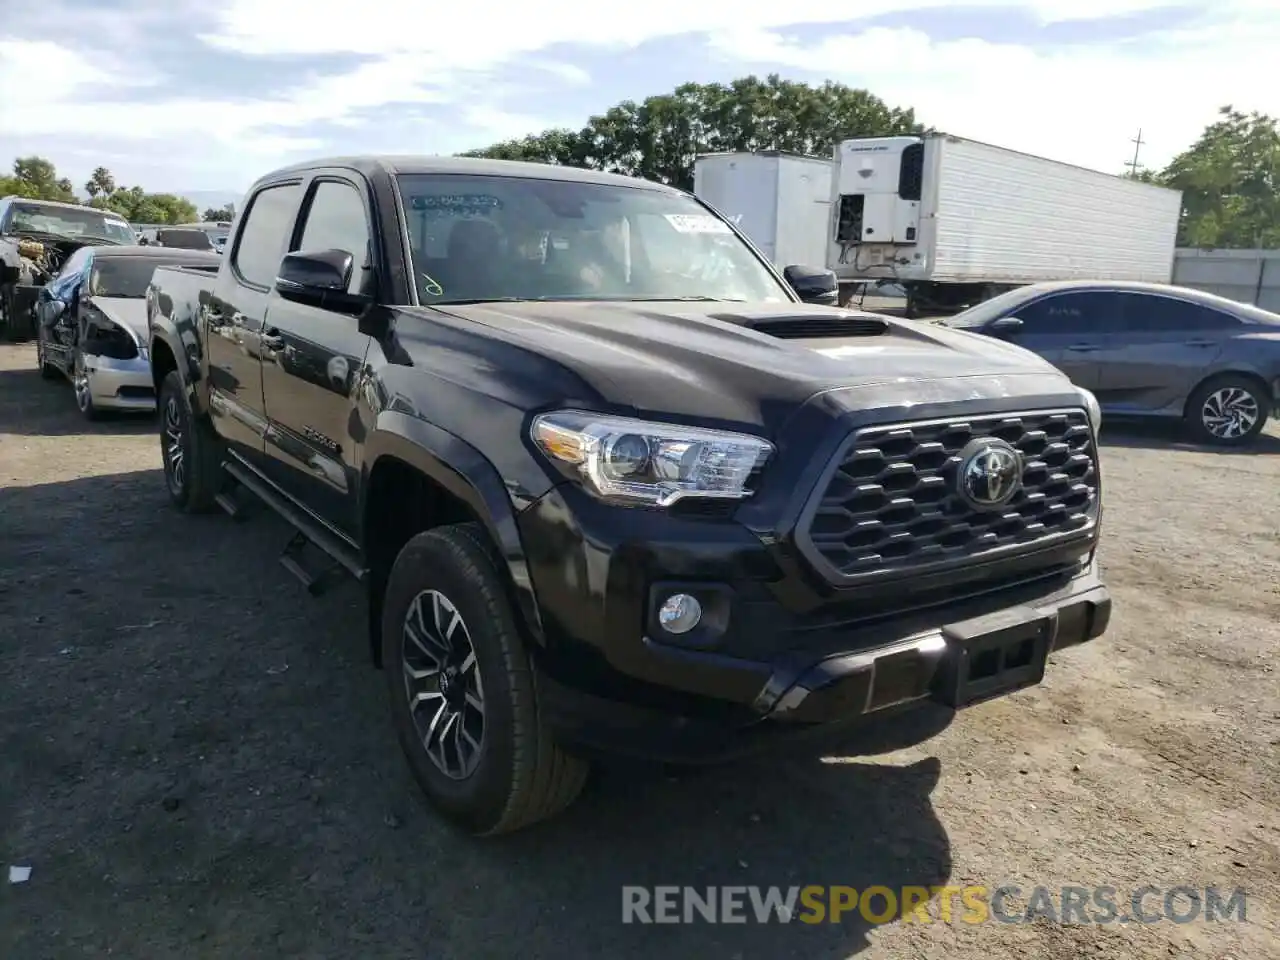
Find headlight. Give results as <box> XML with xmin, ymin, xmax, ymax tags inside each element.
<box><xmin>531</xmin><ymin>410</ymin><xmax>773</xmax><ymax>507</ymax></box>
<box><xmin>1077</xmin><ymin>387</ymin><xmax>1102</xmax><ymax>434</ymax></box>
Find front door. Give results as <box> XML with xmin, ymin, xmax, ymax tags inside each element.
<box><xmin>258</xmin><ymin>176</ymin><xmax>376</xmax><ymax>537</ymax></box>
<box><xmin>205</xmin><ymin>181</ymin><xmax>303</xmax><ymax>462</ymax></box>
<box><xmin>991</xmin><ymin>290</ymin><xmax>1117</xmax><ymax>391</ymax></box>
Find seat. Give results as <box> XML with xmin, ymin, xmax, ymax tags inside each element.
<box><xmin>444</xmin><ymin>219</ymin><xmax>502</xmax><ymax>298</ymax></box>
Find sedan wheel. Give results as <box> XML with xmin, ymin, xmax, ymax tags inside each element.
<box><xmin>1187</xmin><ymin>376</ymin><xmax>1269</xmax><ymax>446</ymax></box>
<box><xmin>72</xmin><ymin>350</ymin><xmax>100</xmax><ymax>420</ymax></box>
<box><xmin>1201</xmin><ymin>386</ymin><xmax>1260</xmax><ymax>440</ymax></box>
<box><xmin>401</xmin><ymin>589</ymin><xmax>486</xmax><ymax>781</ymax></box>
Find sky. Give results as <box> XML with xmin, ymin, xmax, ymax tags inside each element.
<box><xmin>0</xmin><ymin>0</ymin><xmax>1273</xmax><ymax>206</ymax></box>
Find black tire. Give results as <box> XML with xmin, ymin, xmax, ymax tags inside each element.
<box><xmin>1185</xmin><ymin>374</ymin><xmax>1270</xmax><ymax>447</ymax></box>
<box><xmin>382</xmin><ymin>523</ymin><xmax>589</xmax><ymax>835</ymax></box>
<box><xmin>36</xmin><ymin>328</ymin><xmax>59</xmax><ymax>380</ymax></box>
<box><xmin>158</xmin><ymin>370</ymin><xmax>224</xmax><ymax>512</ymax></box>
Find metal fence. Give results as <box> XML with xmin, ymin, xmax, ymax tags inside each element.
<box><xmin>1172</xmin><ymin>248</ymin><xmax>1280</xmax><ymax>312</ymax></box>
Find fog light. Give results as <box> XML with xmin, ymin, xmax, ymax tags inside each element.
<box><xmin>658</xmin><ymin>593</ymin><xmax>702</xmax><ymax>635</ymax></box>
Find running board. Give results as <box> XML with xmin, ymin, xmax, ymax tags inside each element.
<box><xmin>221</xmin><ymin>459</ymin><xmax>367</xmax><ymax>596</ymax></box>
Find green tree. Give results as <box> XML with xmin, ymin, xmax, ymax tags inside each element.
<box><xmin>203</xmin><ymin>205</ymin><xmax>235</xmax><ymax>221</ymax></box>
<box><xmin>90</xmin><ymin>185</ymin><xmax>197</xmax><ymax>224</ymax></box>
<box><xmin>1160</xmin><ymin>106</ymin><xmax>1280</xmax><ymax>248</ymax></box>
<box><xmin>7</xmin><ymin>156</ymin><xmax>79</xmax><ymax>202</ymax></box>
<box><xmin>84</xmin><ymin>166</ymin><xmax>116</xmax><ymax>199</ymax></box>
<box><xmin>463</xmin><ymin>74</ymin><xmax>921</xmax><ymax>191</ymax></box>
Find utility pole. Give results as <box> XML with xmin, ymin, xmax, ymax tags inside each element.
<box><xmin>1125</xmin><ymin>128</ymin><xmax>1145</xmax><ymax>176</ymax></box>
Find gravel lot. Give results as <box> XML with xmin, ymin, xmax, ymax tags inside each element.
<box><xmin>1</xmin><ymin>340</ymin><xmax>1277</xmax><ymax>960</ymax></box>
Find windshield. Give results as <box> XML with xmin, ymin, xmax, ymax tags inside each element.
<box><xmin>394</xmin><ymin>174</ymin><xmax>792</xmax><ymax>305</ymax></box>
<box><xmin>87</xmin><ymin>257</ymin><xmax>181</xmax><ymax>298</ymax></box>
<box><xmin>6</xmin><ymin>203</ymin><xmax>133</xmax><ymax>244</ymax></box>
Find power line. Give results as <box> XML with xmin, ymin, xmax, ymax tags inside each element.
<box><xmin>1124</xmin><ymin>128</ymin><xmax>1145</xmax><ymax>175</ymax></box>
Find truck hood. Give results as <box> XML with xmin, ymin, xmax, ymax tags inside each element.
<box><xmin>427</xmin><ymin>300</ymin><xmax>1078</xmax><ymax>435</ymax></box>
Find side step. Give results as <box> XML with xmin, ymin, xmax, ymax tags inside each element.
<box><xmin>221</xmin><ymin>459</ymin><xmax>367</xmax><ymax>597</ymax></box>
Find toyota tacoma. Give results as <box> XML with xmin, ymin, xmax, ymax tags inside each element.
<box><xmin>147</xmin><ymin>156</ymin><xmax>1111</xmax><ymax>835</ymax></box>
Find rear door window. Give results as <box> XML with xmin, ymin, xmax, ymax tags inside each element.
<box><xmin>1118</xmin><ymin>294</ymin><xmax>1243</xmax><ymax>333</ymax></box>
<box><xmin>232</xmin><ymin>183</ymin><xmax>303</xmax><ymax>288</ymax></box>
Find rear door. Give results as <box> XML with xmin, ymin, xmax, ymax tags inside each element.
<box><xmin>205</xmin><ymin>180</ymin><xmax>304</xmax><ymax>462</ymax></box>
<box><xmin>1092</xmin><ymin>293</ymin><xmax>1237</xmax><ymax>414</ymax></box>
<box><xmin>988</xmin><ymin>290</ymin><xmax>1117</xmax><ymax>390</ymax></box>
<box><xmin>258</xmin><ymin>174</ymin><xmax>377</xmax><ymax>536</ymax></box>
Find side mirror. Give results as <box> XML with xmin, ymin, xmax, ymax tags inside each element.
<box><xmin>275</xmin><ymin>249</ymin><xmax>369</xmax><ymax>312</ymax></box>
<box><xmin>989</xmin><ymin>316</ymin><xmax>1024</xmax><ymax>335</ymax></box>
<box><xmin>783</xmin><ymin>264</ymin><xmax>840</xmax><ymax>306</ymax></box>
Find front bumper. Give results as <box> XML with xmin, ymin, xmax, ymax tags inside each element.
<box><xmin>520</xmin><ymin>483</ymin><xmax>1110</xmax><ymax>764</ymax></box>
<box><xmin>84</xmin><ymin>353</ymin><xmax>156</xmax><ymax>411</ymax></box>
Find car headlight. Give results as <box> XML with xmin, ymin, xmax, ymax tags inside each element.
<box><xmin>1077</xmin><ymin>387</ymin><xmax>1101</xmax><ymax>434</ymax></box>
<box><xmin>531</xmin><ymin>411</ymin><xmax>773</xmax><ymax>507</ymax></box>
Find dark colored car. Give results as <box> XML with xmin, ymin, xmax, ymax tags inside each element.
<box><xmin>0</xmin><ymin>196</ymin><xmax>134</xmax><ymax>341</ymax></box>
<box><xmin>939</xmin><ymin>281</ymin><xmax>1280</xmax><ymax>445</ymax></box>
<box><xmin>147</xmin><ymin>156</ymin><xmax>1111</xmax><ymax>834</ymax></box>
<box><xmin>33</xmin><ymin>245</ymin><xmax>220</xmax><ymax>418</ymax></box>
<box><xmin>139</xmin><ymin>228</ymin><xmax>217</xmax><ymax>252</ymax></box>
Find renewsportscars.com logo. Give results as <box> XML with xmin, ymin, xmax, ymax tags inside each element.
<box><xmin>621</xmin><ymin>885</ymin><xmax>1249</xmax><ymax>926</ymax></box>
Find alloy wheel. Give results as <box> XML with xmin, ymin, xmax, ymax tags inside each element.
<box><xmin>163</xmin><ymin>394</ymin><xmax>186</xmax><ymax>495</ymax></box>
<box><xmin>72</xmin><ymin>351</ymin><xmax>92</xmax><ymax>413</ymax></box>
<box><xmin>1201</xmin><ymin>386</ymin><xmax>1260</xmax><ymax>440</ymax></box>
<box><xmin>401</xmin><ymin>589</ymin><xmax>486</xmax><ymax>780</ymax></box>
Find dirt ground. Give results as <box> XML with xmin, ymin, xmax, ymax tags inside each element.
<box><xmin>0</xmin><ymin>340</ymin><xmax>1276</xmax><ymax>960</ymax></box>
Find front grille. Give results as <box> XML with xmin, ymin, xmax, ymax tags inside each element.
<box><xmin>798</xmin><ymin>409</ymin><xmax>1098</xmax><ymax>582</ymax></box>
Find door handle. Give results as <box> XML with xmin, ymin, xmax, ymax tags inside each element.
<box><xmin>1066</xmin><ymin>343</ymin><xmax>1099</xmax><ymax>352</ymax></box>
<box><xmin>260</xmin><ymin>330</ymin><xmax>285</xmax><ymax>351</ymax></box>
<box><xmin>1183</xmin><ymin>339</ymin><xmax>1215</xmax><ymax>348</ymax></box>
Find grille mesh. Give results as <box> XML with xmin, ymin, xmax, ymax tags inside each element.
<box><xmin>800</xmin><ymin>410</ymin><xmax>1098</xmax><ymax>580</ymax></box>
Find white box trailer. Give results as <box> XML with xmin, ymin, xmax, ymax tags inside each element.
<box><xmin>693</xmin><ymin>152</ymin><xmax>834</xmax><ymax>269</ymax></box>
<box><xmin>828</xmin><ymin>134</ymin><xmax>1184</xmax><ymax>312</ymax></box>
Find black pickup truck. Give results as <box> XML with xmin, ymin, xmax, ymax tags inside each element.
<box><xmin>147</xmin><ymin>156</ymin><xmax>1111</xmax><ymax>835</ymax></box>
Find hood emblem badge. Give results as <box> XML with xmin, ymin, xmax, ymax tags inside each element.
<box><xmin>957</xmin><ymin>438</ymin><xmax>1023</xmax><ymax>509</ymax></box>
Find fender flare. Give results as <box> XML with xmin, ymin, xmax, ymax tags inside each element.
<box><xmin>148</xmin><ymin>310</ymin><xmax>210</xmax><ymax>414</ymax></box>
<box><xmin>362</xmin><ymin>410</ymin><xmax>547</xmax><ymax>645</ymax></box>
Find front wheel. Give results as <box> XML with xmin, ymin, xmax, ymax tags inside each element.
<box><xmin>1186</xmin><ymin>375</ymin><xmax>1270</xmax><ymax>446</ymax></box>
<box><xmin>382</xmin><ymin>523</ymin><xmax>589</xmax><ymax>835</ymax></box>
<box><xmin>72</xmin><ymin>349</ymin><xmax>101</xmax><ymax>420</ymax></box>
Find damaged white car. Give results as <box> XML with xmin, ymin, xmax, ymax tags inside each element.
<box><xmin>34</xmin><ymin>245</ymin><xmax>221</xmax><ymax>419</ymax></box>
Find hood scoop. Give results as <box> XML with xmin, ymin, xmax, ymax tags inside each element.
<box><xmin>719</xmin><ymin>312</ymin><xmax>890</xmax><ymax>340</ymax></box>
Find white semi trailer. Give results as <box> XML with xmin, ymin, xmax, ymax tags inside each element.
<box><xmin>692</xmin><ymin>152</ymin><xmax>834</xmax><ymax>270</ymax></box>
<box><xmin>828</xmin><ymin>133</ymin><xmax>1184</xmax><ymax>314</ymax></box>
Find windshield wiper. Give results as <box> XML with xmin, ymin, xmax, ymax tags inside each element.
<box><xmin>428</xmin><ymin>297</ymin><xmax>534</xmax><ymax>306</ymax></box>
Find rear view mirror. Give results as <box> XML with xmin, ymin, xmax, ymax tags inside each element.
<box><xmin>989</xmin><ymin>316</ymin><xmax>1024</xmax><ymax>334</ymax></box>
<box><xmin>783</xmin><ymin>264</ymin><xmax>839</xmax><ymax>306</ymax></box>
<box><xmin>275</xmin><ymin>249</ymin><xmax>369</xmax><ymax>312</ymax></box>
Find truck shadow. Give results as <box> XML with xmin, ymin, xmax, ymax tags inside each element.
<box><xmin>0</xmin><ymin>469</ymin><xmax>954</xmax><ymax>960</ymax></box>
<box><xmin>0</xmin><ymin>364</ymin><xmax>157</xmax><ymax>437</ymax></box>
<box><xmin>1099</xmin><ymin>420</ymin><xmax>1280</xmax><ymax>456</ymax></box>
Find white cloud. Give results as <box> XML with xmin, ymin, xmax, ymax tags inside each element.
<box><xmin>0</xmin><ymin>0</ymin><xmax>1274</xmax><ymax>189</ymax></box>
<box><xmin>705</xmin><ymin>4</ymin><xmax>1275</xmax><ymax>174</ymax></box>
